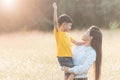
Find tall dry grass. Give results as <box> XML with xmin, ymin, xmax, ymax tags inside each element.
<box><xmin>0</xmin><ymin>29</ymin><xmax>119</xmax><ymax>80</ymax></box>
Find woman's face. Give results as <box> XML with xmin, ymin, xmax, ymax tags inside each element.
<box><xmin>82</xmin><ymin>29</ymin><xmax>92</xmax><ymax>42</ymax></box>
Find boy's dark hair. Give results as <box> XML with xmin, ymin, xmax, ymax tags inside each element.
<box><xmin>58</xmin><ymin>14</ymin><xmax>73</xmax><ymax>26</ymax></box>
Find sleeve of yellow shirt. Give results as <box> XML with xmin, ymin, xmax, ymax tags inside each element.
<box><xmin>54</xmin><ymin>27</ymin><xmax>57</xmax><ymax>33</ymax></box>
<box><xmin>54</xmin><ymin>27</ymin><xmax>59</xmax><ymax>36</ymax></box>
<box><xmin>54</xmin><ymin>27</ymin><xmax>60</xmax><ymax>33</ymax></box>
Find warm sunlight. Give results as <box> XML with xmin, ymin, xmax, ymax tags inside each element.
<box><xmin>1</xmin><ymin>0</ymin><xmax>18</xmax><ymax>11</ymax></box>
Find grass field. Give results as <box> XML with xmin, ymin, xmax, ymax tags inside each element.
<box><xmin>0</xmin><ymin>29</ymin><xmax>119</xmax><ymax>80</ymax></box>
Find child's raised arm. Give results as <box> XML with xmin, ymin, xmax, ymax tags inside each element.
<box><xmin>52</xmin><ymin>2</ymin><xmax>58</xmax><ymax>31</ymax></box>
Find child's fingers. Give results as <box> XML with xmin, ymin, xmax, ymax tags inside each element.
<box><xmin>52</xmin><ymin>2</ymin><xmax>57</xmax><ymax>8</ymax></box>
<box><xmin>53</xmin><ymin>2</ymin><xmax>56</xmax><ymax>5</ymax></box>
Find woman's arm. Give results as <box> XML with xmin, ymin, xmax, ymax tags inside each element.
<box><xmin>64</xmin><ymin>50</ymin><xmax>96</xmax><ymax>75</ymax></box>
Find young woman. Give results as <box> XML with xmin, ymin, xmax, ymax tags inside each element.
<box><xmin>63</xmin><ymin>26</ymin><xmax>102</xmax><ymax>80</ymax></box>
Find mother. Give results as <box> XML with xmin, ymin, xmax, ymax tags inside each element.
<box><xmin>64</xmin><ymin>26</ymin><xmax>102</xmax><ymax>80</ymax></box>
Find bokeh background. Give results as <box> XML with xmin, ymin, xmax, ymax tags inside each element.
<box><xmin>0</xmin><ymin>0</ymin><xmax>120</xmax><ymax>32</ymax></box>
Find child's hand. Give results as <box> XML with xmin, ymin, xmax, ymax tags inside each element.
<box><xmin>63</xmin><ymin>66</ymin><xmax>69</xmax><ymax>73</ymax></box>
<box><xmin>52</xmin><ymin>2</ymin><xmax>57</xmax><ymax>9</ymax></box>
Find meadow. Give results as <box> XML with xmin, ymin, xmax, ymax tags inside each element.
<box><xmin>0</xmin><ymin>29</ymin><xmax>119</xmax><ymax>80</ymax></box>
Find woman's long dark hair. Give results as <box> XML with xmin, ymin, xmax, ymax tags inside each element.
<box><xmin>89</xmin><ymin>26</ymin><xmax>102</xmax><ymax>80</ymax></box>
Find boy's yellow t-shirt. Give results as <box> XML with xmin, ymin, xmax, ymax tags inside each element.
<box><xmin>54</xmin><ymin>27</ymin><xmax>74</xmax><ymax>57</ymax></box>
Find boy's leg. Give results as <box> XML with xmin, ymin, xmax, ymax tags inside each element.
<box><xmin>57</xmin><ymin>57</ymin><xmax>67</xmax><ymax>80</ymax></box>
<box><xmin>65</xmin><ymin>73</ymin><xmax>71</xmax><ymax>80</ymax></box>
<box><xmin>57</xmin><ymin>57</ymin><xmax>74</xmax><ymax>80</ymax></box>
<box><xmin>65</xmin><ymin>57</ymin><xmax>74</xmax><ymax>80</ymax></box>
<box><xmin>67</xmin><ymin>73</ymin><xmax>75</xmax><ymax>80</ymax></box>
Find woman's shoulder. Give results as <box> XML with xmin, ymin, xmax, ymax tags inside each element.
<box><xmin>81</xmin><ymin>46</ymin><xmax>96</xmax><ymax>55</ymax></box>
<box><xmin>88</xmin><ymin>47</ymin><xmax>96</xmax><ymax>55</ymax></box>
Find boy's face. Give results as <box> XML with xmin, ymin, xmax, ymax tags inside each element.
<box><xmin>62</xmin><ymin>22</ymin><xmax>72</xmax><ymax>32</ymax></box>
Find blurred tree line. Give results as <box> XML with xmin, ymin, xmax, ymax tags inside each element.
<box><xmin>0</xmin><ymin>0</ymin><xmax>120</xmax><ymax>32</ymax></box>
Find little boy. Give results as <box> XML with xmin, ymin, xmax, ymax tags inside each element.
<box><xmin>53</xmin><ymin>2</ymin><xmax>83</xmax><ymax>80</ymax></box>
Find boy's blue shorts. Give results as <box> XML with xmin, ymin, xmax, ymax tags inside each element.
<box><xmin>57</xmin><ymin>57</ymin><xmax>74</xmax><ymax>67</ymax></box>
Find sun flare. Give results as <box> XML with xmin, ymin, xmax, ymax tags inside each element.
<box><xmin>1</xmin><ymin>0</ymin><xmax>17</xmax><ymax>11</ymax></box>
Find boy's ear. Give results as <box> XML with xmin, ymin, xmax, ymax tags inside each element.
<box><xmin>63</xmin><ymin>22</ymin><xmax>66</xmax><ymax>25</ymax></box>
<box><xmin>61</xmin><ymin>22</ymin><xmax>66</xmax><ymax>27</ymax></box>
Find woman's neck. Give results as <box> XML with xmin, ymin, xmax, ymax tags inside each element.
<box><xmin>84</xmin><ymin>41</ymin><xmax>91</xmax><ymax>46</ymax></box>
